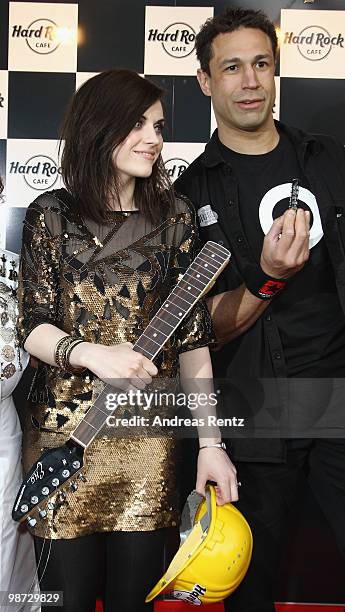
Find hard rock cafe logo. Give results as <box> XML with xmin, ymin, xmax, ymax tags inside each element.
<box><xmin>12</xmin><ymin>19</ymin><xmax>60</xmax><ymax>54</ymax></box>
<box><xmin>9</xmin><ymin>155</ymin><xmax>61</xmax><ymax>190</ymax></box>
<box><xmin>148</xmin><ymin>23</ymin><xmax>196</xmax><ymax>58</ymax></box>
<box><xmin>164</xmin><ymin>158</ymin><xmax>189</xmax><ymax>181</ymax></box>
<box><xmin>283</xmin><ymin>25</ymin><xmax>344</xmax><ymax>61</ymax></box>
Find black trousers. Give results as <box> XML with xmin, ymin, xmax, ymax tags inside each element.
<box><xmin>224</xmin><ymin>438</ymin><xmax>345</xmax><ymax>612</ymax></box>
<box><xmin>34</xmin><ymin>528</ymin><xmax>174</xmax><ymax>612</ymax></box>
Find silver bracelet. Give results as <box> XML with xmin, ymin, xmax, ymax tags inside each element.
<box><xmin>199</xmin><ymin>442</ymin><xmax>227</xmax><ymax>451</ymax></box>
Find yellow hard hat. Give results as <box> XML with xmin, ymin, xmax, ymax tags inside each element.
<box><xmin>146</xmin><ymin>485</ymin><xmax>253</xmax><ymax>605</ymax></box>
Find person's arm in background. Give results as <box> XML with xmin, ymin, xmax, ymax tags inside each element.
<box><xmin>174</xmin><ymin>172</ymin><xmax>310</xmax><ymax>344</ymax></box>
<box><xmin>207</xmin><ymin>209</ymin><xmax>310</xmax><ymax>343</ymax></box>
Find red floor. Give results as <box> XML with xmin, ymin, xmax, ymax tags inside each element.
<box><xmin>96</xmin><ymin>601</ymin><xmax>344</xmax><ymax>611</ymax></box>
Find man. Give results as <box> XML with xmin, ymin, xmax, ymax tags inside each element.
<box><xmin>175</xmin><ymin>7</ymin><xmax>345</xmax><ymax>611</ymax></box>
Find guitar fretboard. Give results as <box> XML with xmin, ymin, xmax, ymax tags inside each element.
<box><xmin>134</xmin><ymin>242</ymin><xmax>228</xmax><ymax>359</ymax></box>
<box><xmin>71</xmin><ymin>241</ymin><xmax>230</xmax><ymax>448</ymax></box>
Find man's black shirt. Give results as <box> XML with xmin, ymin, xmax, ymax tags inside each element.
<box><xmin>175</xmin><ymin>122</ymin><xmax>345</xmax><ymax>460</ymax></box>
<box><xmin>217</xmin><ymin>131</ymin><xmax>345</xmax><ymax>377</ymax></box>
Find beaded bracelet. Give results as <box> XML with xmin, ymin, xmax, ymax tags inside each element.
<box><xmin>54</xmin><ymin>335</ymin><xmax>85</xmax><ymax>373</ymax></box>
<box><xmin>54</xmin><ymin>335</ymin><xmax>71</xmax><ymax>369</ymax></box>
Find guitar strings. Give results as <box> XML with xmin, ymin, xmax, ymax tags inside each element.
<box><xmin>25</xmin><ymin>520</ymin><xmax>53</xmax><ymax>595</ymax></box>
<box><xmin>138</xmin><ymin>253</ymin><xmax>221</xmax><ymax>357</ymax></box>
<box><xmin>37</xmin><ymin>535</ymin><xmax>53</xmax><ymax>585</ymax></box>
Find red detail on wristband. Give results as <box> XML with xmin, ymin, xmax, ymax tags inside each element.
<box><xmin>258</xmin><ymin>279</ymin><xmax>286</xmax><ymax>297</ymax></box>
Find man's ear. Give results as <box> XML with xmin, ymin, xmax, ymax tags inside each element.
<box><xmin>197</xmin><ymin>69</ymin><xmax>212</xmax><ymax>97</ymax></box>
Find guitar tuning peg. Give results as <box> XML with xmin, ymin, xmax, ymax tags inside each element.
<box><xmin>27</xmin><ymin>517</ymin><xmax>37</xmax><ymax>528</ymax></box>
<box><xmin>47</xmin><ymin>501</ymin><xmax>55</xmax><ymax>510</ymax></box>
<box><xmin>78</xmin><ymin>473</ymin><xmax>86</xmax><ymax>482</ymax></box>
<box><xmin>70</xmin><ymin>482</ymin><xmax>78</xmax><ymax>492</ymax></box>
<box><xmin>58</xmin><ymin>491</ymin><xmax>67</xmax><ymax>502</ymax></box>
<box><xmin>39</xmin><ymin>509</ymin><xmax>47</xmax><ymax>519</ymax></box>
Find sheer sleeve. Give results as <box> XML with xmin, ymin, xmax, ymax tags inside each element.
<box><xmin>170</xmin><ymin>196</ymin><xmax>214</xmax><ymax>354</ymax></box>
<box><xmin>17</xmin><ymin>195</ymin><xmax>62</xmax><ymax>347</ymax></box>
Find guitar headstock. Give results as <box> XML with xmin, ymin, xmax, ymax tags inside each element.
<box><xmin>12</xmin><ymin>440</ymin><xmax>85</xmax><ymax>526</ymax></box>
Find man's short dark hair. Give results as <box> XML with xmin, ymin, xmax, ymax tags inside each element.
<box><xmin>196</xmin><ymin>7</ymin><xmax>278</xmax><ymax>74</ymax></box>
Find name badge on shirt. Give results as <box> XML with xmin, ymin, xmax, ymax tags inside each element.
<box><xmin>197</xmin><ymin>205</ymin><xmax>218</xmax><ymax>227</ymax></box>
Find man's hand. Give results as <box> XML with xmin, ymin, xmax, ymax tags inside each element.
<box><xmin>260</xmin><ymin>208</ymin><xmax>310</xmax><ymax>279</ymax></box>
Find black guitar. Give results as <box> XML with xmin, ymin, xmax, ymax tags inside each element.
<box><xmin>12</xmin><ymin>241</ymin><xmax>230</xmax><ymax>527</ymax></box>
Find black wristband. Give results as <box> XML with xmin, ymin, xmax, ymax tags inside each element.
<box><xmin>246</xmin><ymin>267</ymin><xmax>287</xmax><ymax>300</ymax></box>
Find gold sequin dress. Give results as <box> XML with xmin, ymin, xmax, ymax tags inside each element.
<box><xmin>17</xmin><ymin>189</ymin><xmax>213</xmax><ymax>539</ymax></box>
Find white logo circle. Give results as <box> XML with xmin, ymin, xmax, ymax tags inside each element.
<box><xmin>162</xmin><ymin>23</ymin><xmax>196</xmax><ymax>58</ymax></box>
<box><xmin>258</xmin><ymin>183</ymin><xmax>323</xmax><ymax>249</ymax></box>
<box><xmin>164</xmin><ymin>158</ymin><xmax>189</xmax><ymax>182</ymax></box>
<box><xmin>23</xmin><ymin>155</ymin><xmax>60</xmax><ymax>191</ymax></box>
<box><xmin>297</xmin><ymin>25</ymin><xmax>332</xmax><ymax>61</ymax></box>
<box><xmin>25</xmin><ymin>19</ymin><xmax>60</xmax><ymax>55</ymax></box>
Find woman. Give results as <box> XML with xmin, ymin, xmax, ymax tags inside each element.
<box><xmin>0</xmin><ymin>240</ymin><xmax>40</xmax><ymax>612</ymax></box>
<box><xmin>17</xmin><ymin>70</ymin><xmax>237</xmax><ymax>612</ymax></box>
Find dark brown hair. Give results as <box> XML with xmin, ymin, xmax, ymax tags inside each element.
<box><xmin>60</xmin><ymin>69</ymin><xmax>174</xmax><ymax>223</ymax></box>
<box><xmin>196</xmin><ymin>7</ymin><xmax>278</xmax><ymax>75</ymax></box>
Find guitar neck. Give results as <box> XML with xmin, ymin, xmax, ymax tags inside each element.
<box><xmin>71</xmin><ymin>241</ymin><xmax>230</xmax><ymax>448</ymax></box>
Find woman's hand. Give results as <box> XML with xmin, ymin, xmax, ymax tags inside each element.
<box><xmin>70</xmin><ymin>341</ymin><xmax>158</xmax><ymax>390</ymax></box>
<box><xmin>196</xmin><ymin>447</ymin><xmax>239</xmax><ymax>505</ymax></box>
